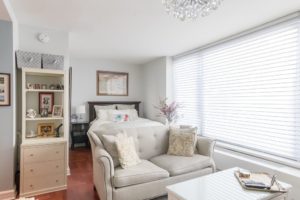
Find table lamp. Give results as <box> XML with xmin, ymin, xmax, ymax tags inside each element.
<box><xmin>76</xmin><ymin>105</ymin><xmax>86</xmax><ymax>122</ymax></box>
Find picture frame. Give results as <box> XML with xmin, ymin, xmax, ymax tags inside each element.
<box><xmin>0</xmin><ymin>73</ymin><xmax>10</xmax><ymax>106</ymax></box>
<box><xmin>97</xmin><ymin>71</ymin><xmax>128</xmax><ymax>96</ymax></box>
<box><xmin>52</xmin><ymin>105</ymin><xmax>63</xmax><ymax>117</ymax></box>
<box><xmin>39</xmin><ymin>92</ymin><xmax>54</xmax><ymax>114</ymax></box>
<box><xmin>37</xmin><ymin>123</ymin><xmax>54</xmax><ymax>137</ymax></box>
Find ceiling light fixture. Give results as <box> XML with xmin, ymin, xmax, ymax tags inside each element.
<box><xmin>163</xmin><ymin>0</ymin><xmax>223</xmax><ymax>21</ymax></box>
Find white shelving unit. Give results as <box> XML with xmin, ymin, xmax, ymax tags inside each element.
<box><xmin>19</xmin><ymin>68</ymin><xmax>69</xmax><ymax>197</ymax></box>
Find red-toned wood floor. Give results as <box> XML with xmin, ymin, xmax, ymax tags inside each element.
<box><xmin>35</xmin><ymin>148</ymin><xmax>100</xmax><ymax>200</ymax></box>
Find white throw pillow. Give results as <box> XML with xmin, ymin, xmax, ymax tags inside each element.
<box><xmin>115</xmin><ymin>132</ymin><xmax>141</xmax><ymax>168</ymax></box>
<box><xmin>117</xmin><ymin>104</ymin><xmax>135</xmax><ymax>110</ymax></box>
<box><xmin>101</xmin><ymin>134</ymin><xmax>120</xmax><ymax>167</ymax></box>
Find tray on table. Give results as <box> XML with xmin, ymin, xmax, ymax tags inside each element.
<box><xmin>234</xmin><ymin>170</ymin><xmax>287</xmax><ymax>193</ymax></box>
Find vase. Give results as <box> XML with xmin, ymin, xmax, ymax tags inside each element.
<box><xmin>165</xmin><ymin>119</ymin><xmax>174</xmax><ymax>127</ymax></box>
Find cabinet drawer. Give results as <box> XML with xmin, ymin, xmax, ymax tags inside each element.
<box><xmin>24</xmin><ymin>174</ymin><xmax>65</xmax><ymax>193</ymax></box>
<box><xmin>23</xmin><ymin>144</ymin><xmax>65</xmax><ymax>163</ymax></box>
<box><xmin>24</xmin><ymin>160</ymin><xmax>65</xmax><ymax>178</ymax></box>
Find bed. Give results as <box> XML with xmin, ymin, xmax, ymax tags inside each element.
<box><xmin>88</xmin><ymin>101</ymin><xmax>165</xmax><ymax>133</ymax></box>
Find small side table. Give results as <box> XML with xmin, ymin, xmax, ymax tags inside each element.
<box><xmin>71</xmin><ymin>122</ymin><xmax>89</xmax><ymax>149</ymax></box>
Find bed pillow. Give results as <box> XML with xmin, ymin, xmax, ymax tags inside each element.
<box><xmin>96</xmin><ymin>109</ymin><xmax>112</xmax><ymax>120</ymax></box>
<box><xmin>167</xmin><ymin>127</ymin><xmax>197</xmax><ymax>157</ymax></box>
<box><xmin>117</xmin><ymin>104</ymin><xmax>135</xmax><ymax>110</ymax></box>
<box><xmin>94</xmin><ymin>105</ymin><xmax>116</xmax><ymax>111</ymax></box>
<box><xmin>95</xmin><ymin>105</ymin><xmax>116</xmax><ymax>120</ymax></box>
<box><xmin>109</xmin><ymin>109</ymin><xmax>138</xmax><ymax>122</ymax></box>
<box><xmin>115</xmin><ymin>132</ymin><xmax>141</xmax><ymax>168</ymax></box>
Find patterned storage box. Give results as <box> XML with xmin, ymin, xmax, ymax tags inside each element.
<box><xmin>42</xmin><ymin>54</ymin><xmax>64</xmax><ymax>70</ymax></box>
<box><xmin>16</xmin><ymin>50</ymin><xmax>42</xmax><ymax>69</ymax></box>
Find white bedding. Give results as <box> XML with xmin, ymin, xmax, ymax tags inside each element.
<box><xmin>89</xmin><ymin>117</ymin><xmax>164</xmax><ymax>133</ymax></box>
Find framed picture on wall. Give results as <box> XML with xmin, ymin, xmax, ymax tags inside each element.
<box><xmin>39</xmin><ymin>92</ymin><xmax>54</xmax><ymax>114</ymax></box>
<box><xmin>97</xmin><ymin>71</ymin><xmax>128</xmax><ymax>96</ymax></box>
<box><xmin>0</xmin><ymin>73</ymin><xmax>10</xmax><ymax>106</ymax></box>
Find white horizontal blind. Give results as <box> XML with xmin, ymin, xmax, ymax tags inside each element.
<box><xmin>202</xmin><ymin>19</ymin><xmax>300</xmax><ymax>161</ymax></box>
<box><xmin>173</xmin><ymin>52</ymin><xmax>202</xmax><ymax>127</ymax></box>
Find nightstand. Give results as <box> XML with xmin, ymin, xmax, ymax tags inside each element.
<box><xmin>70</xmin><ymin>122</ymin><xmax>89</xmax><ymax>149</ymax></box>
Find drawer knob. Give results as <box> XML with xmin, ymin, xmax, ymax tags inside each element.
<box><xmin>56</xmin><ymin>151</ymin><xmax>59</xmax><ymax>154</ymax></box>
<box><xmin>30</xmin><ymin>154</ymin><xmax>34</xmax><ymax>157</ymax></box>
<box><xmin>56</xmin><ymin>165</ymin><xmax>59</xmax><ymax>168</ymax></box>
<box><xmin>30</xmin><ymin>169</ymin><xmax>34</xmax><ymax>172</ymax></box>
<box><xmin>56</xmin><ymin>179</ymin><xmax>59</xmax><ymax>183</ymax></box>
<box><xmin>30</xmin><ymin>184</ymin><xmax>33</xmax><ymax>188</ymax></box>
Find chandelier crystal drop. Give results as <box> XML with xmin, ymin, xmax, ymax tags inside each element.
<box><xmin>163</xmin><ymin>0</ymin><xmax>223</xmax><ymax>21</ymax></box>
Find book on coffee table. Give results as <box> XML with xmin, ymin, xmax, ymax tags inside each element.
<box><xmin>234</xmin><ymin>170</ymin><xmax>287</xmax><ymax>192</ymax></box>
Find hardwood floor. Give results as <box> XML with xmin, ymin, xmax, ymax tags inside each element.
<box><xmin>35</xmin><ymin>148</ymin><xmax>99</xmax><ymax>200</ymax></box>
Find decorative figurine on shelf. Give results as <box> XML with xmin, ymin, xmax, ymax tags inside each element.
<box><xmin>40</xmin><ymin>107</ymin><xmax>49</xmax><ymax>117</ymax></box>
<box><xmin>56</xmin><ymin>82</ymin><xmax>64</xmax><ymax>90</ymax></box>
<box><xmin>49</xmin><ymin>84</ymin><xmax>56</xmax><ymax>90</ymax></box>
<box><xmin>55</xmin><ymin>123</ymin><xmax>63</xmax><ymax>137</ymax></box>
<box><xmin>41</xmin><ymin>84</ymin><xmax>47</xmax><ymax>89</ymax></box>
<box><xmin>26</xmin><ymin>109</ymin><xmax>37</xmax><ymax>118</ymax></box>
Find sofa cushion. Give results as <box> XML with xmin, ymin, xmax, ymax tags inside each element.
<box><xmin>113</xmin><ymin>160</ymin><xmax>169</xmax><ymax>188</ymax></box>
<box><xmin>167</xmin><ymin>127</ymin><xmax>197</xmax><ymax>157</ymax></box>
<box><xmin>150</xmin><ymin>154</ymin><xmax>213</xmax><ymax>176</ymax></box>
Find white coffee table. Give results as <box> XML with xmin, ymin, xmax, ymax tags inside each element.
<box><xmin>167</xmin><ymin>168</ymin><xmax>292</xmax><ymax>200</ymax></box>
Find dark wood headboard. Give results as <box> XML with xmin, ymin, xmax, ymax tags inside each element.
<box><xmin>88</xmin><ymin>101</ymin><xmax>141</xmax><ymax>123</ymax></box>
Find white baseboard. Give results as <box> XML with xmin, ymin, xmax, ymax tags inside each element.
<box><xmin>67</xmin><ymin>166</ymin><xmax>71</xmax><ymax>176</ymax></box>
<box><xmin>0</xmin><ymin>189</ymin><xmax>16</xmax><ymax>200</ymax></box>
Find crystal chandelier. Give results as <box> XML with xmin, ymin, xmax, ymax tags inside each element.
<box><xmin>163</xmin><ymin>0</ymin><xmax>223</xmax><ymax>21</ymax></box>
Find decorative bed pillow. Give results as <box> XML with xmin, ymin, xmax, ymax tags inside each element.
<box><xmin>117</xmin><ymin>104</ymin><xmax>135</xmax><ymax>110</ymax></box>
<box><xmin>109</xmin><ymin>109</ymin><xmax>138</xmax><ymax>121</ymax></box>
<box><xmin>112</xmin><ymin>113</ymin><xmax>129</xmax><ymax>122</ymax></box>
<box><xmin>167</xmin><ymin>127</ymin><xmax>197</xmax><ymax>157</ymax></box>
<box><xmin>115</xmin><ymin>132</ymin><xmax>141</xmax><ymax>169</ymax></box>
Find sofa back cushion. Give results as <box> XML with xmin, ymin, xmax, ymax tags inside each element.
<box><xmin>95</xmin><ymin>125</ymin><xmax>169</xmax><ymax>160</ymax></box>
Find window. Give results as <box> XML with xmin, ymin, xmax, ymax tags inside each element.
<box><xmin>173</xmin><ymin>17</ymin><xmax>300</xmax><ymax>164</ymax></box>
<box><xmin>173</xmin><ymin>52</ymin><xmax>202</xmax><ymax>127</ymax></box>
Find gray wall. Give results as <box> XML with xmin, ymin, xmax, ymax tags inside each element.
<box><xmin>70</xmin><ymin>57</ymin><xmax>143</xmax><ymax>121</ymax></box>
<box><xmin>141</xmin><ymin>57</ymin><xmax>173</xmax><ymax>122</ymax></box>
<box><xmin>0</xmin><ymin>20</ymin><xmax>15</xmax><ymax>191</ymax></box>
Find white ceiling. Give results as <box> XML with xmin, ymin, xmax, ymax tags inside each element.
<box><xmin>10</xmin><ymin>0</ymin><xmax>300</xmax><ymax>65</ymax></box>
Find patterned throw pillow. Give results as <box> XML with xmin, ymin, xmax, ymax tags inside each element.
<box><xmin>115</xmin><ymin>132</ymin><xmax>141</xmax><ymax>168</ymax></box>
<box><xmin>112</xmin><ymin>114</ymin><xmax>129</xmax><ymax>122</ymax></box>
<box><xmin>167</xmin><ymin>127</ymin><xmax>197</xmax><ymax>157</ymax></box>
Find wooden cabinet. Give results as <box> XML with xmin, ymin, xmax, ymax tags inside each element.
<box><xmin>19</xmin><ymin>68</ymin><xmax>69</xmax><ymax>197</ymax></box>
<box><xmin>20</xmin><ymin>142</ymin><xmax>67</xmax><ymax>197</ymax></box>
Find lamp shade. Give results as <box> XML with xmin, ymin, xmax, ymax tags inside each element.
<box><xmin>76</xmin><ymin>105</ymin><xmax>86</xmax><ymax>114</ymax></box>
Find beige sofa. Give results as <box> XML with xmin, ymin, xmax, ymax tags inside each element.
<box><xmin>88</xmin><ymin>125</ymin><xmax>216</xmax><ymax>200</ymax></box>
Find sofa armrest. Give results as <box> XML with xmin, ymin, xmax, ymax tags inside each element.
<box><xmin>196</xmin><ymin>136</ymin><xmax>216</xmax><ymax>158</ymax></box>
<box><xmin>95</xmin><ymin>147</ymin><xmax>115</xmax><ymax>176</ymax></box>
<box><xmin>93</xmin><ymin>146</ymin><xmax>115</xmax><ymax>200</ymax></box>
